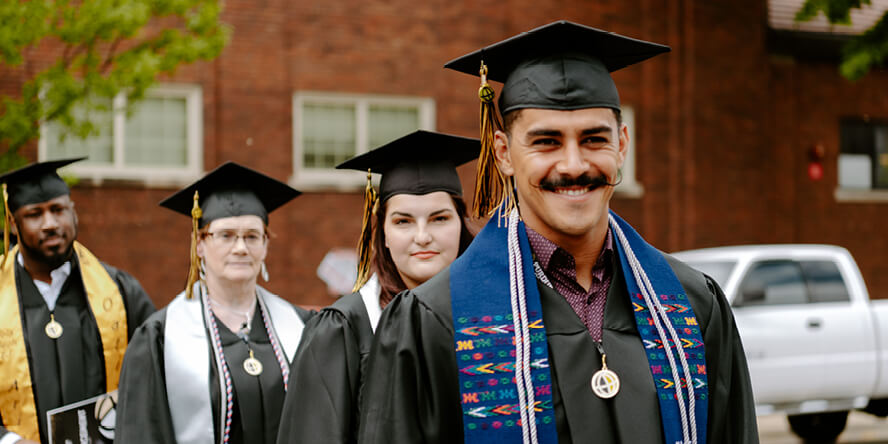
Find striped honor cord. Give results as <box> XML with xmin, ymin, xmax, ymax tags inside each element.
<box><xmin>609</xmin><ymin>214</ymin><xmax>698</xmax><ymax>444</ymax></box>
<box><xmin>205</xmin><ymin>295</ymin><xmax>235</xmax><ymax>444</ymax></box>
<box><xmin>257</xmin><ymin>295</ymin><xmax>290</xmax><ymax>391</ymax></box>
<box><xmin>506</xmin><ymin>208</ymin><xmax>539</xmax><ymax>444</ymax></box>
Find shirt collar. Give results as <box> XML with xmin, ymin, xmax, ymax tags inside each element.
<box><xmin>17</xmin><ymin>251</ymin><xmax>73</xmax><ymax>282</ymax></box>
<box><xmin>524</xmin><ymin>225</ymin><xmax>614</xmax><ymax>274</ymax></box>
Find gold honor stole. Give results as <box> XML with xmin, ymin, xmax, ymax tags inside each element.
<box><xmin>0</xmin><ymin>242</ymin><xmax>127</xmax><ymax>441</ymax></box>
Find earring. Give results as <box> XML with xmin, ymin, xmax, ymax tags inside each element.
<box><xmin>261</xmin><ymin>261</ymin><xmax>269</xmax><ymax>282</ymax></box>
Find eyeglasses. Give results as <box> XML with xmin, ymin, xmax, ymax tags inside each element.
<box><xmin>204</xmin><ymin>229</ymin><xmax>267</xmax><ymax>249</ymax></box>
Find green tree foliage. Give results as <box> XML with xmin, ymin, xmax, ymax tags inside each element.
<box><xmin>0</xmin><ymin>0</ymin><xmax>229</xmax><ymax>155</ymax></box>
<box><xmin>0</xmin><ymin>0</ymin><xmax>230</xmax><ymax>251</ymax></box>
<box><xmin>796</xmin><ymin>0</ymin><xmax>888</xmax><ymax>80</ymax></box>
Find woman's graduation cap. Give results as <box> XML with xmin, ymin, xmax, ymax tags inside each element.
<box><xmin>0</xmin><ymin>157</ymin><xmax>85</xmax><ymax>266</ymax></box>
<box><xmin>159</xmin><ymin>161</ymin><xmax>301</xmax><ymax>298</ymax></box>
<box><xmin>336</xmin><ymin>130</ymin><xmax>480</xmax><ymax>292</ymax></box>
<box><xmin>444</xmin><ymin>20</ymin><xmax>670</xmax><ymax>218</ymax></box>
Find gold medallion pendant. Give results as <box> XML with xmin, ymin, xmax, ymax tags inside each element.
<box><xmin>590</xmin><ymin>353</ymin><xmax>620</xmax><ymax>399</ymax></box>
<box><xmin>243</xmin><ymin>349</ymin><xmax>263</xmax><ymax>376</ymax></box>
<box><xmin>45</xmin><ymin>314</ymin><xmax>63</xmax><ymax>339</ymax></box>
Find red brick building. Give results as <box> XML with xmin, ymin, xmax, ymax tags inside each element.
<box><xmin>6</xmin><ymin>0</ymin><xmax>888</xmax><ymax>307</ymax></box>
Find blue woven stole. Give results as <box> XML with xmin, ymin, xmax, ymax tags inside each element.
<box><xmin>450</xmin><ymin>211</ymin><xmax>558</xmax><ymax>444</ymax></box>
<box><xmin>610</xmin><ymin>211</ymin><xmax>708</xmax><ymax>444</ymax></box>
<box><xmin>451</xmin><ymin>209</ymin><xmax>709</xmax><ymax>444</ymax></box>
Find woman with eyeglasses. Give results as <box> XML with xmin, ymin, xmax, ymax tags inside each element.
<box><xmin>276</xmin><ymin>131</ymin><xmax>478</xmax><ymax>444</ymax></box>
<box><xmin>115</xmin><ymin>162</ymin><xmax>312</xmax><ymax>444</ymax></box>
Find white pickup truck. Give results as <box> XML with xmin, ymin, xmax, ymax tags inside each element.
<box><xmin>672</xmin><ymin>244</ymin><xmax>888</xmax><ymax>442</ymax></box>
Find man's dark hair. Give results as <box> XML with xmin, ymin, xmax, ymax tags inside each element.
<box><xmin>502</xmin><ymin>108</ymin><xmax>623</xmax><ymax>136</ymax></box>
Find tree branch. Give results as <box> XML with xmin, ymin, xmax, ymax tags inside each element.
<box><xmin>100</xmin><ymin>36</ymin><xmax>124</xmax><ymax>73</ymax></box>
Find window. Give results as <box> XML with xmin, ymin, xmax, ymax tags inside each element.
<box><xmin>737</xmin><ymin>260</ymin><xmax>807</xmax><ymax>306</ymax></box>
<box><xmin>685</xmin><ymin>260</ymin><xmax>737</xmax><ymax>289</ymax></box>
<box><xmin>838</xmin><ymin>118</ymin><xmax>888</xmax><ymax>190</ymax></box>
<box><xmin>735</xmin><ymin>259</ymin><xmax>850</xmax><ymax>307</ymax></box>
<box><xmin>799</xmin><ymin>261</ymin><xmax>849</xmax><ymax>303</ymax></box>
<box><xmin>292</xmin><ymin>92</ymin><xmax>435</xmax><ymax>189</ymax></box>
<box><xmin>39</xmin><ymin>84</ymin><xmax>203</xmax><ymax>185</ymax></box>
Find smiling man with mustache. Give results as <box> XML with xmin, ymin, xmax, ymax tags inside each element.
<box><xmin>0</xmin><ymin>158</ymin><xmax>155</xmax><ymax>444</ymax></box>
<box><xmin>358</xmin><ymin>21</ymin><xmax>758</xmax><ymax>444</ymax></box>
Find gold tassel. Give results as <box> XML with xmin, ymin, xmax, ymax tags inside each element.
<box><xmin>353</xmin><ymin>170</ymin><xmax>378</xmax><ymax>292</ymax></box>
<box><xmin>351</xmin><ymin>170</ymin><xmax>378</xmax><ymax>292</ymax></box>
<box><xmin>1</xmin><ymin>184</ymin><xmax>10</xmax><ymax>268</ymax></box>
<box><xmin>474</xmin><ymin>61</ymin><xmax>512</xmax><ymax>220</ymax></box>
<box><xmin>185</xmin><ymin>191</ymin><xmax>202</xmax><ymax>299</ymax></box>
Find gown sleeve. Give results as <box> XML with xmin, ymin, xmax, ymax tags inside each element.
<box><xmin>701</xmin><ymin>274</ymin><xmax>759</xmax><ymax>443</ymax></box>
<box><xmin>114</xmin><ymin>311</ymin><xmax>177</xmax><ymax>444</ymax></box>
<box><xmin>276</xmin><ymin>308</ymin><xmax>363</xmax><ymax>444</ymax></box>
<box><xmin>357</xmin><ymin>291</ymin><xmax>463</xmax><ymax>444</ymax></box>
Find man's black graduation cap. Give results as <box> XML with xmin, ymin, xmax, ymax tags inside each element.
<box><xmin>159</xmin><ymin>161</ymin><xmax>301</xmax><ymax>228</ymax></box>
<box><xmin>444</xmin><ymin>20</ymin><xmax>670</xmax><ymax>115</ymax></box>
<box><xmin>335</xmin><ymin>130</ymin><xmax>480</xmax><ymax>292</ymax></box>
<box><xmin>336</xmin><ymin>130</ymin><xmax>480</xmax><ymax>203</ymax></box>
<box><xmin>0</xmin><ymin>157</ymin><xmax>85</xmax><ymax>212</ymax></box>
<box><xmin>0</xmin><ymin>157</ymin><xmax>85</xmax><ymax>266</ymax></box>
<box><xmin>159</xmin><ymin>161</ymin><xmax>301</xmax><ymax>299</ymax></box>
<box><xmin>443</xmin><ymin>20</ymin><xmax>669</xmax><ymax>218</ymax></box>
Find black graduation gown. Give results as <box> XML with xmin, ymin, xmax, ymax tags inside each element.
<box><xmin>276</xmin><ymin>291</ymin><xmax>375</xmax><ymax>444</ymax></box>
<box><xmin>357</xmin><ymin>254</ymin><xmax>759</xmax><ymax>444</ymax></box>
<box><xmin>0</xmin><ymin>256</ymin><xmax>156</xmax><ymax>443</ymax></box>
<box><xmin>114</xmin><ymin>300</ymin><xmax>313</xmax><ymax>444</ymax></box>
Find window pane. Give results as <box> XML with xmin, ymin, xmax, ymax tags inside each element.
<box><xmin>838</xmin><ymin>153</ymin><xmax>873</xmax><ymax>189</ymax></box>
<box><xmin>684</xmin><ymin>260</ymin><xmax>736</xmax><ymax>289</ymax></box>
<box><xmin>800</xmin><ymin>261</ymin><xmax>849</xmax><ymax>303</ymax></box>
<box><xmin>368</xmin><ymin>105</ymin><xmax>419</xmax><ymax>150</ymax></box>
<box><xmin>125</xmin><ymin>97</ymin><xmax>188</xmax><ymax>167</ymax></box>
<box><xmin>737</xmin><ymin>260</ymin><xmax>808</xmax><ymax>306</ymax></box>
<box><xmin>44</xmin><ymin>103</ymin><xmax>113</xmax><ymax>164</ymax></box>
<box><xmin>840</xmin><ymin>120</ymin><xmax>873</xmax><ymax>155</ymax></box>
<box><xmin>302</xmin><ymin>103</ymin><xmax>356</xmax><ymax>169</ymax></box>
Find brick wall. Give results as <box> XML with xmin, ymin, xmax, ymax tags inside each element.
<box><xmin>5</xmin><ymin>0</ymin><xmax>888</xmax><ymax>307</ymax></box>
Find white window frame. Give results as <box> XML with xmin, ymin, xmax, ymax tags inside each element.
<box><xmin>292</xmin><ymin>91</ymin><xmax>435</xmax><ymax>190</ymax></box>
<box><xmin>38</xmin><ymin>83</ymin><xmax>203</xmax><ymax>186</ymax></box>
<box><xmin>615</xmin><ymin>105</ymin><xmax>643</xmax><ymax>198</ymax></box>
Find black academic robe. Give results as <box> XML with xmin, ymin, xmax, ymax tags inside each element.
<box><xmin>114</xmin><ymin>300</ymin><xmax>313</xmax><ymax>444</ymax></box>
<box><xmin>276</xmin><ymin>291</ymin><xmax>375</xmax><ymax>444</ymax></box>
<box><xmin>357</xmin><ymin>254</ymin><xmax>759</xmax><ymax>444</ymax></box>
<box><xmin>0</xmin><ymin>256</ymin><xmax>156</xmax><ymax>443</ymax></box>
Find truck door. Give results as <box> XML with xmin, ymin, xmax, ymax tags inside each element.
<box><xmin>797</xmin><ymin>260</ymin><xmax>874</xmax><ymax>401</ymax></box>
<box><xmin>733</xmin><ymin>260</ymin><xmax>822</xmax><ymax>404</ymax></box>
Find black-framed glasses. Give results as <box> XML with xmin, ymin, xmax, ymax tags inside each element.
<box><xmin>204</xmin><ymin>229</ymin><xmax>267</xmax><ymax>249</ymax></box>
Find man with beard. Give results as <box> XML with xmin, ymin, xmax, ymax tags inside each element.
<box><xmin>0</xmin><ymin>158</ymin><xmax>155</xmax><ymax>444</ymax></box>
<box><xmin>358</xmin><ymin>21</ymin><xmax>758</xmax><ymax>444</ymax></box>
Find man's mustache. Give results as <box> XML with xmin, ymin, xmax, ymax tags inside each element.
<box><xmin>537</xmin><ymin>174</ymin><xmax>616</xmax><ymax>192</ymax></box>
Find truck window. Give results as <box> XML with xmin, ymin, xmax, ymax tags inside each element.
<box><xmin>736</xmin><ymin>260</ymin><xmax>808</xmax><ymax>306</ymax></box>
<box><xmin>800</xmin><ymin>260</ymin><xmax>850</xmax><ymax>303</ymax></box>
<box><xmin>684</xmin><ymin>261</ymin><xmax>735</xmax><ymax>288</ymax></box>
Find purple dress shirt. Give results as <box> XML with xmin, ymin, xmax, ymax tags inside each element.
<box><xmin>526</xmin><ymin>226</ymin><xmax>614</xmax><ymax>342</ymax></box>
